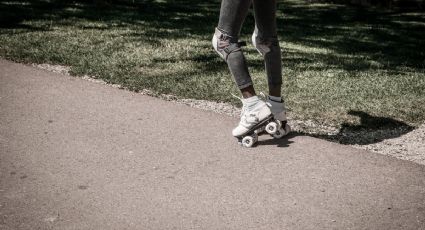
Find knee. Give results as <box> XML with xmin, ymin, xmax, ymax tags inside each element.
<box><xmin>212</xmin><ymin>28</ymin><xmax>246</xmax><ymax>61</ymax></box>
<box><xmin>251</xmin><ymin>31</ymin><xmax>280</xmax><ymax>56</ymax></box>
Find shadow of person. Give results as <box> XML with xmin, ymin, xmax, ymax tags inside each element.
<box><xmin>246</xmin><ymin>111</ymin><xmax>414</xmax><ymax>148</ymax></box>
<box><xmin>315</xmin><ymin>110</ymin><xmax>415</xmax><ymax>145</ymax></box>
<box><xmin>256</xmin><ymin>132</ymin><xmax>298</xmax><ymax>148</ymax></box>
<box><xmin>347</xmin><ymin>110</ymin><xmax>409</xmax><ymax>129</ymax></box>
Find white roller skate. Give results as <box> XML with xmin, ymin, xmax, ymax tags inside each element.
<box><xmin>265</xmin><ymin>95</ymin><xmax>291</xmax><ymax>139</ymax></box>
<box><xmin>232</xmin><ymin>95</ymin><xmax>283</xmax><ymax>148</ymax></box>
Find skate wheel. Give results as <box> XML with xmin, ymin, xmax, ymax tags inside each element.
<box><xmin>242</xmin><ymin>136</ymin><xmax>255</xmax><ymax>148</ymax></box>
<box><xmin>273</xmin><ymin>123</ymin><xmax>291</xmax><ymax>139</ymax></box>
<box><xmin>265</xmin><ymin>122</ymin><xmax>278</xmax><ymax>135</ymax></box>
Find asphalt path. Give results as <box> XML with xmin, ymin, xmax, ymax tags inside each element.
<box><xmin>1</xmin><ymin>59</ymin><xmax>424</xmax><ymax>229</ymax></box>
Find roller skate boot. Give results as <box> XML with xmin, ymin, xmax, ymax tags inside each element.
<box><xmin>232</xmin><ymin>95</ymin><xmax>282</xmax><ymax>147</ymax></box>
<box><xmin>266</xmin><ymin>95</ymin><xmax>291</xmax><ymax>139</ymax></box>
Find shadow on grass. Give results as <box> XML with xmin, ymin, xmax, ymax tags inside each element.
<box><xmin>1</xmin><ymin>0</ymin><xmax>424</xmax><ymax>71</ymax></box>
<box><xmin>276</xmin><ymin>1</ymin><xmax>425</xmax><ymax>71</ymax></box>
<box><xmin>317</xmin><ymin>110</ymin><xmax>415</xmax><ymax>145</ymax></box>
<box><xmin>259</xmin><ymin>110</ymin><xmax>414</xmax><ymax>147</ymax></box>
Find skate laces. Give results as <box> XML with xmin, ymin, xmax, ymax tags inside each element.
<box><xmin>231</xmin><ymin>93</ymin><xmax>265</xmax><ymax>126</ymax></box>
<box><xmin>231</xmin><ymin>93</ymin><xmax>247</xmax><ymax>117</ymax></box>
<box><xmin>258</xmin><ymin>92</ymin><xmax>272</xmax><ymax>107</ymax></box>
<box><xmin>231</xmin><ymin>93</ymin><xmax>242</xmax><ymax>101</ymax></box>
<box><xmin>231</xmin><ymin>93</ymin><xmax>267</xmax><ymax>112</ymax></box>
<box><xmin>232</xmin><ymin>92</ymin><xmax>267</xmax><ymax>102</ymax></box>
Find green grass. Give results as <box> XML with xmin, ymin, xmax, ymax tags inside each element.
<box><xmin>1</xmin><ymin>0</ymin><xmax>424</xmax><ymax>130</ymax></box>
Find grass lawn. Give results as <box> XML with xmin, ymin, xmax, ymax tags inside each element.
<box><xmin>1</xmin><ymin>0</ymin><xmax>424</xmax><ymax>130</ymax></box>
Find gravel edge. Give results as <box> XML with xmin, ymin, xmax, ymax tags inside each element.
<box><xmin>33</xmin><ymin>63</ymin><xmax>425</xmax><ymax>166</ymax></box>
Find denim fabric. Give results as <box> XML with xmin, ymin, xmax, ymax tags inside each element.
<box><xmin>216</xmin><ymin>0</ymin><xmax>282</xmax><ymax>89</ymax></box>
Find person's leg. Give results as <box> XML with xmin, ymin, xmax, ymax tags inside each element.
<box><xmin>213</xmin><ymin>0</ymin><xmax>255</xmax><ymax>98</ymax></box>
<box><xmin>213</xmin><ymin>0</ymin><xmax>272</xmax><ymax>137</ymax></box>
<box><xmin>252</xmin><ymin>0</ymin><xmax>290</xmax><ymax>134</ymax></box>
<box><xmin>252</xmin><ymin>0</ymin><xmax>282</xmax><ymax>97</ymax></box>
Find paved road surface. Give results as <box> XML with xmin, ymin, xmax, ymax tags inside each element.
<box><xmin>1</xmin><ymin>59</ymin><xmax>424</xmax><ymax>229</ymax></box>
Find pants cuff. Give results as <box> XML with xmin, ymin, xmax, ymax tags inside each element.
<box><xmin>238</xmin><ymin>82</ymin><xmax>253</xmax><ymax>89</ymax></box>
